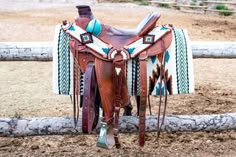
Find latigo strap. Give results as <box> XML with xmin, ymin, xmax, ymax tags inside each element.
<box><xmin>82</xmin><ymin>64</ymin><xmax>97</xmax><ymax>133</ymax></box>
<box><xmin>139</xmin><ymin>51</ymin><xmax>148</xmax><ymax>146</ymax></box>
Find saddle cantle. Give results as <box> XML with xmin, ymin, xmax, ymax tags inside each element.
<box><xmin>54</xmin><ymin>5</ymin><xmax>194</xmax><ymax>149</ymax></box>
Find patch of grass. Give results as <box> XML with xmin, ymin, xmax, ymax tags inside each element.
<box><xmin>215</xmin><ymin>4</ymin><xmax>234</xmax><ymax>16</ymax></box>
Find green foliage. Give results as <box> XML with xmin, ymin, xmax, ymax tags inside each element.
<box><xmin>130</xmin><ymin>0</ymin><xmax>148</xmax><ymax>6</ymax></box>
<box><xmin>139</xmin><ymin>0</ymin><xmax>149</xmax><ymax>6</ymax></box>
<box><xmin>176</xmin><ymin>6</ymin><xmax>180</xmax><ymax>10</ymax></box>
<box><xmin>158</xmin><ymin>3</ymin><xmax>170</xmax><ymax>8</ymax></box>
<box><xmin>215</xmin><ymin>4</ymin><xmax>234</xmax><ymax>16</ymax></box>
<box><xmin>216</xmin><ymin>4</ymin><xmax>228</xmax><ymax>10</ymax></box>
<box><xmin>190</xmin><ymin>1</ymin><xmax>197</xmax><ymax>10</ymax></box>
<box><xmin>199</xmin><ymin>2</ymin><xmax>204</xmax><ymax>6</ymax></box>
<box><xmin>190</xmin><ymin>2</ymin><xmax>197</xmax><ymax>6</ymax></box>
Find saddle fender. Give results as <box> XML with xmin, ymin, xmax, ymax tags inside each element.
<box><xmin>95</xmin><ymin>58</ymin><xmax>130</xmax><ymax>121</ymax></box>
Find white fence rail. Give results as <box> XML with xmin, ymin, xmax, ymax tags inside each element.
<box><xmin>0</xmin><ymin>41</ymin><xmax>235</xmax><ymax>61</ymax></box>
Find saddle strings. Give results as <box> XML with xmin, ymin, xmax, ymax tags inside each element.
<box><xmin>76</xmin><ymin>53</ymin><xmax>80</xmax><ymax>125</ymax></box>
<box><xmin>73</xmin><ymin>51</ymin><xmax>80</xmax><ymax>127</ymax></box>
<box><xmin>157</xmin><ymin>60</ymin><xmax>163</xmax><ymax>138</ymax></box>
<box><xmin>161</xmin><ymin>57</ymin><xmax>168</xmax><ymax>127</ymax></box>
<box><xmin>148</xmin><ymin>96</ymin><xmax>152</xmax><ymax>115</ymax></box>
<box><xmin>157</xmin><ymin>39</ymin><xmax>168</xmax><ymax>139</ymax></box>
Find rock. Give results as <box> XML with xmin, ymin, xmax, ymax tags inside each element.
<box><xmin>206</xmin><ymin>140</ymin><xmax>212</xmax><ymax>144</ymax></box>
<box><xmin>31</xmin><ymin>145</ymin><xmax>39</xmax><ymax>150</ymax></box>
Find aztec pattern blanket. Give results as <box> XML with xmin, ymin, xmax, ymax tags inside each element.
<box><xmin>53</xmin><ymin>25</ymin><xmax>194</xmax><ymax>96</ymax></box>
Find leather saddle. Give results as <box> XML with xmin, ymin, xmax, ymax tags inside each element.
<box><xmin>61</xmin><ymin>5</ymin><xmax>173</xmax><ymax>149</ymax></box>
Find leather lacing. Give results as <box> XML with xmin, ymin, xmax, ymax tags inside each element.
<box><xmin>69</xmin><ymin>41</ymin><xmax>80</xmax><ymax>128</ymax></box>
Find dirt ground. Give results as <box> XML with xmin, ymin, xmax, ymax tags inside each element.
<box><xmin>0</xmin><ymin>2</ymin><xmax>236</xmax><ymax>157</ymax></box>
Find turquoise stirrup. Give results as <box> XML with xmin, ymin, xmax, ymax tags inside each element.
<box><xmin>97</xmin><ymin>122</ymin><xmax>115</xmax><ymax>149</ymax></box>
<box><xmin>86</xmin><ymin>19</ymin><xmax>102</xmax><ymax>36</ymax></box>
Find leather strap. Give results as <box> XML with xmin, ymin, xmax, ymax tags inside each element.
<box><xmin>161</xmin><ymin>50</ymin><xmax>168</xmax><ymax>130</ymax></box>
<box><xmin>70</xmin><ymin>39</ymin><xmax>80</xmax><ymax>127</ymax></box>
<box><xmin>112</xmin><ymin>55</ymin><xmax>126</xmax><ymax>148</ymax></box>
<box><xmin>93</xmin><ymin>86</ymin><xmax>101</xmax><ymax>129</ymax></box>
<box><xmin>139</xmin><ymin>51</ymin><xmax>147</xmax><ymax>147</ymax></box>
<box><xmin>82</xmin><ymin>64</ymin><xmax>97</xmax><ymax>133</ymax></box>
<box><xmin>157</xmin><ymin>39</ymin><xmax>168</xmax><ymax>138</ymax></box>
<box><xmin>148</xmin><ymin>96</ymin><xmax>152</xmax><ymax>115</ymax></box>
<box><xmin>161</xmin><ymin>36</ymin><xmax>169</xmax><ymax>126</ymax></box>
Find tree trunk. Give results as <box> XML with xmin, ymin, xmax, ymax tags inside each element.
<box><xmin>1</xmin><ymin>113</ymin><xmax>236</xmax><ymax>136</ymax></box>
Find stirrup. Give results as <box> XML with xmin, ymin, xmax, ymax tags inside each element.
<box><xmin>97</xmin><ymin>122</ymin><xmax>115</xmax><ymax>149</ymax></box>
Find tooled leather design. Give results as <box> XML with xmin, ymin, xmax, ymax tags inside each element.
<box><xmin>147</xmin><ymin>31</ymin><xmax>172</xmax><ymax>57</ymax></box>
<box><xmin>77</xmin><ymin>53</ymin><xmax>95</xmax><ymax>73</ymax></box>
<box><xmin>95</xmin><ymin>58</ymin><xmax>114</xmax><ymax>121</ymax></box>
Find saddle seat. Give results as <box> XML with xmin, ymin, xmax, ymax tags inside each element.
<box><xmin>104</xmin><ymin>12</ymin><xmax>160</xmax><ymax>37</ymax></box>
<box><xmin>99</xmin><ymin>12</ymin><xmax>161</xmax><ymax>48</ymax></box>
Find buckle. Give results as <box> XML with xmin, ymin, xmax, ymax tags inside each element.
<box><xmin>108</xmin><ymin>48</ymin><xmax>130</xmax><ymax>61</ymax></box>
<box><xmin>139</xmin><ymin>51</ymin><xmax>148</xmax><ymax>61</ymax></box>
